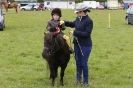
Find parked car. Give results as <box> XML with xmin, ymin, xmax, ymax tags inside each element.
<box><xmin>127</xmin><ymin>5</ymin><xmax>133</xmax><ymax>14</ymax></box>
<box><xmin>34</xmin><ymin>3</ymin><xmax>45</xmax><ymax>11</ymax></box>
<box><xmin>33</xmin><ymin>4</ymin><xmax>39</xmax><ymax>10</ymax></box>
<box><xmin>0</xmin><ymin>8</ymin><xmax>5</xmax><ymax>31</ymax></box>
<box><xmin>20</xmin><ymin>4</ymin><xmax>35</xmax><ymax>11</ymax></box>
<box><xmin>20</xmin><ymin>3</ymin><xmax>28</xmax><ymax>7</ymax></box>
<box><xmin>125</xmin><ymin>5</ymin><xmax>133</xmax><ymax>24</ymax></box>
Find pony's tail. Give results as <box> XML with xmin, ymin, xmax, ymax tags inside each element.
<box><xmin>42</xmin><ymin>51</ymin><xmax>50</xmax><ymax>79</ymax></box>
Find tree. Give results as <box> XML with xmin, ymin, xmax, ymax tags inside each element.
<box><xmin>95</xmin><ymin>0</ymin><xmax>123</xmax><ymax>2</ymax></box>
<box><xmin>75</xmin><ymin>0</ymin><xmax>83</xmax><ymax>3</ymax></box>
<box><xmin>96</xmin><ymin>0</ymin><xmax>106</xmax><ymax>2</ymax></box>
<box><xmin>37</xmin><ymin>0</ymin><xmax>44</xmax><ymax>2</ymax></box>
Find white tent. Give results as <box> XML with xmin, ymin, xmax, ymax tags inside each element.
<box><xmin>107</xmin><ymin>0</ymin><xmax>119</xmax><ymax>9</ymax></box>
<box><xmin>44</xmin><ymin>1</ymin><xmax>75</xmax><ymax>9</ymax></box>
<box><xmin>123</xmin><ymin>0</ymin><xmax>133</xmax><ymax>4</ymax></box>
<box><xmin>83</xmin><ymin>1</ymin><xmax>97</xmax><ymax>9</ymax></box>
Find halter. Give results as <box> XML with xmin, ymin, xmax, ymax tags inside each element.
<box><xmin>53</xmin><ymin>27</ymin><xmax>61</xmax><ymax>36</ymax></box>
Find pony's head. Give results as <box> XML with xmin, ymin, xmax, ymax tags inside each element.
<box><xmin>44</xmin><ymin>32</ymin><xmax>69</xmax><ymax>55</ymax></box>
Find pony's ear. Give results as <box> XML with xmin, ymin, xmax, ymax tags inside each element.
<box><xmin>44</xmin><ymin>32</ymin><xmax>50</xmax><ymax>35</ymax></box>
<box><xmin>44</xmin><ymin>32</ymin><xmax>46</xmax><ymax>35</ymax></box>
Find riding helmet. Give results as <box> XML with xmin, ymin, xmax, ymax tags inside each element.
<box><xmin>51</xmin><ymin>8</ymin><xmax>62</xmax><ymax>17</ymax></box>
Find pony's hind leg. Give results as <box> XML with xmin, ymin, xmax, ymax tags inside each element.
<box><xmin>49</xmin><ymin>65</ymin><xmax>58</xmax><ymax>86</ymax></box>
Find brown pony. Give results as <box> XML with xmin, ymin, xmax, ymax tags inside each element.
<box><xmin>42</xmin><ymin>32</ymin><xmax>70</xmax><ymax>86</ymax></box>
<box><xmin>0</xmin><ymin>0</ymin><xmax>19</xmax><ymax>13</ymax></box>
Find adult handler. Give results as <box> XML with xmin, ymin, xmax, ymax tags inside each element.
<box><xmin>61</xmin><ymin>3</ymin><xmax>93</xmax><ymax>87</ymax></box>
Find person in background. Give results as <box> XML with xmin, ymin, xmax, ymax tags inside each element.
<box><xmin>7</xmin><ymin>0</ymin><xmax>11</xmax><ymax>7</ymax></box>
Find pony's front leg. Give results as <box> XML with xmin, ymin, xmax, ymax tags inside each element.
<box><xmin>60</xmin><ymin>66</ymin><xmax>66</xmax><ymax>86</ymax></box>
<box><xmin>14</xmin><ymin>6</ymin><xmax>18</xmax><ymax>13</ymax></box>
<box><xmin>49</xmin><ymin>65</ymin><xmax>58</xmax><ymax>86</ymax></box>
<box><xmin>51</xmin><ymin>69</ymin><xmax>58</xmax><ymax>86</ymax></box>
<box><xmin>5</xmin><ymin>8</ymin><xmax>8</xmax><ymax>12</ymax></box>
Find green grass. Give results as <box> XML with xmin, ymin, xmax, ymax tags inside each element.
<box><xmin>0</xmin><ymin>9</ymin><xmax>133</xmax><ymax>88</ymax></box>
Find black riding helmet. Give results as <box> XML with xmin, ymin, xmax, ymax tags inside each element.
<box><xmin>51</xmin><ymin>8</ymin><xmax>62</xmax><ymax>17</ymax></box>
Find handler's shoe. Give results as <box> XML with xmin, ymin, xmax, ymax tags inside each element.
<box><xmin>76</xmin><ymin>80</ymin><xmax>82</xmax><ymax>85</ymax></box>
<box><xmin>83</xmin><ymin>83</ymin><xmax>89</xmax><ymax>88</ymax></box>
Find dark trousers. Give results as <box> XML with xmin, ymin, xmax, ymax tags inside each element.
<box><xmin>74</xmin><ymin>45</ymin><xmax>92</xmax><ymax>84</ymax></box>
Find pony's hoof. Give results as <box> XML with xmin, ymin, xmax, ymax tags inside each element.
<box><xmin>52</xmin><ymin>83</ymin><xmax>54</xmax><ymax>86</ymax></box>
<box><xmin>52</xmin><ymin>81</ymin><xmax>55</xmax><ymax>86</ymax></box>
<box><xmin>61</xmin><ymin>84</ymin><xmax>64</xmax><ymax>86</ymax></box>
<box><xmin>60</xmin><ymin>82</ymin><xmax>64</xmax><ymax>86</ymax></box>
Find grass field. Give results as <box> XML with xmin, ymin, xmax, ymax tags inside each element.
<box><xmin>0</xmin><ymin>9</ymin><xmax>133</xmax><ymax>88</ymax></box>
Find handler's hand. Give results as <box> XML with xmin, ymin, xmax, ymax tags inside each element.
<box><xmin>69</xmin><ymin>29</ymin><xmax>74</xmax><ymax>34</ymax></box>
<box><xmin>60</xmin><ymin>20</ymin><xmax>65</xmax><ymax>25</ymax></box>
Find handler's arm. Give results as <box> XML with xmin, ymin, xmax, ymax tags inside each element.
<box><xmin>74</xmin><ymin>20</ymin><xmax>93</xmax><ymax>38</ymax></box>
<box><xmin>65</xmin><ymin>21</ymin><xmax>75</xmax><ymax>28</ymax></box>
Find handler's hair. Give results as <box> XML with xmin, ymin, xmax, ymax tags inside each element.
<box><xmin>83</xmin><ymin>9</ymin><xmax>90</xmax><ymax>13</ymax></box>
